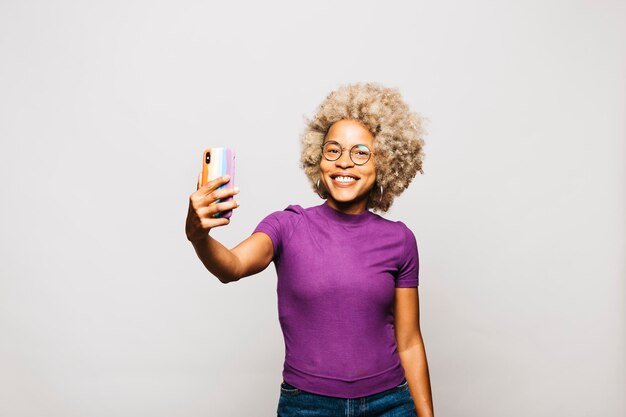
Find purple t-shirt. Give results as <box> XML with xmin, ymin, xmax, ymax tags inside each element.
<box><xmin>253</xmin><ymin>202</ymin><xmax>419</xmax><ymax>398</ymax></box>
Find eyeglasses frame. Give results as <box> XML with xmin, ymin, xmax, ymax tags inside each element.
<box><xmin>320</xmin><ymin>140</ymin><xmax>375</xmax><ymax>166</ymax></box>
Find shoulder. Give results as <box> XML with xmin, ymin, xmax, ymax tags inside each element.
<box><xmin>370</xmin><ymin>213</ymin><xmax>414</xmax><ymax>235</ymax></box>
<box><xmin>263</xmin><ymin>204</ymin><xmax>307</xmax><ymax>220</ymax></box>
<box><xmin>276</xmin><ymin>203</ymin><xmax>330</xmax><ymax>218</ymax></box>
<box><xmin>395</xmin><ymin>220</ymin><xmax>416</xmax><ymax>238</ymax></box>
<box><xmin>394</xmin><ymin>220</ymin><xmax>417</xmax><ymax>246</ymax></box>
<box><xmin>284</xmin><ymin>204</ymin><xmax>306</xmax><ymax>215</ymax></box>
<box><xmin>255</xmin><ymin>204</ymin><xmax>310</xmax><ymax>229</ymax></box>
<box><xmin>253</xmin><ymin>204</ymin><xmax>318</xmax><ymax>253</ymax></box>
<box><xmin>370</xmin><ymin>216</ymin><xmax>418</xmax><ymax>253</ymax></box>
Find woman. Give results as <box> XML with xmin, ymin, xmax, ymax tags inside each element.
<box><xmin>185</xmin><ymin>83</ymin><xmax>434</xmax><ymax>416</ymax></box>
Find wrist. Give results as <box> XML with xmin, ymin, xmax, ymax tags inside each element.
<box><xmin>188</xmin><ymin>232</ymin><xmax>210</xmax><ymax>244</ymax></box>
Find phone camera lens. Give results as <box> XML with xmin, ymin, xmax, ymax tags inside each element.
<box><xmin>206</xmin><ymin>152</ymin><xmax>211</xmax><ymax>164</ymax></box>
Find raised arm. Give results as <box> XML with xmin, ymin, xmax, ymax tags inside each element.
<box><xmin>185</xmin><ymin>174</ymin><xmax>274</xmax><ymax>284</ymax></box>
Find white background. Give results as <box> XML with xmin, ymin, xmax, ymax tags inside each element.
<box><xmin>1</xmin><ymin>1</ymin><xmax>624</xmax><ymax>416</ymax></box>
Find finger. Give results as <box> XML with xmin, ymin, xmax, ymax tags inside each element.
<box><xmin>202</xmin><ymin>175</ymin><xmax>231</xmax><ymax>195</ymax></box>
<box><xmin>191</xmin><ymin>183</ymin><xmax>239</xmax><ymax>210</ymax></box>
<box><xmin>197</xmin><ymin>172</ymin><xmax>202</xmax><ymax>191</ymax></box>
<box><xmin>208</xmin><ymin>186</ymin><xmax>240</xmax><ymax>202</ymax></box>
<box><xmin>207</xmin><ymin>199</ymin><xmax>240</xmax><ymax>217</ymax></box>
<box><xmin>199</xmin><ymin>187</ymin><xmax>239</xmax><ymax>209</ymax></box>
<box><xmin>201</xmin><ymin>217</ymin><xmax>230</xmax><ymax>229</ymax></box>
<box><xmin>195</xmin><ymin>198</ymin><xmax>239</xmax><ymax>219</ymax></box>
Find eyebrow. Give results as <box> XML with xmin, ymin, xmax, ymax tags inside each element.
<box><xmin>322</xmin><ymin>140</ymin><xmax>371</xmax><ymax>151</ymax></box>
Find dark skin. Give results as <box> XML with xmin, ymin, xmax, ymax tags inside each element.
<box><xmin>185</xmin><ymin>174</ymin><xmax>273</xmax><ymax>283</ymax></box>
<box><xmin>185</xmin><ymin>122</ymin><xmax>434</xmax><ymax>415</ymax></box>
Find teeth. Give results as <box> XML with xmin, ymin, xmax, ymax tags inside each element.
<box><xmin>335</xmin><ymin>176</ymin><xmax>356</xmax><ymax>183</ymax></box>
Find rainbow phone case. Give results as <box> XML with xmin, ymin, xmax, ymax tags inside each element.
<box><xmin>201</xmin><ymin>147</ymin><xmax>236</xmax><ymax>218</ymax></box>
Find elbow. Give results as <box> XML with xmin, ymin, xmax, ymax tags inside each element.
<box><xmin>209</xmin><ymin>259</ymin><xmax>243</xmax><ymax>284</ymax></box>
<box><xmin>220</xmin><ymin>258</ymin><xmax>247</xmax><ymax>284</ymax></box>
<box><xmin>396</xmin><ymin>333</ymin><xmax>424</xmax><ymax>354</ymax></box>
<box><xmin>217</xmin><ymin>275</ymin><xmax>234</xmax><ymax>284</ymax></box>
<box><xmin>216</xmin><ymin>271</ymin><xmax>241</xmax><ymax>284</ymax></box>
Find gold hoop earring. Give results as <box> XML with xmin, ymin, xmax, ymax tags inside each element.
<box><xmin>316</xmin><ymin>179</ymin><xmax>326</xmax><ymax>199</ymax></box>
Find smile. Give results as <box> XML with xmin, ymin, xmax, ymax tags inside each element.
<box><xmin>333</xmin><ymin>176</ymin><xmax>357</xmax><ymax>183</ymax></box>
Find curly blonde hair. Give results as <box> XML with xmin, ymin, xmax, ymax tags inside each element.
<box><xmin>300</xmin><ymin>82</ymin><xmax>426</xmax><ymax>212</ymax></box>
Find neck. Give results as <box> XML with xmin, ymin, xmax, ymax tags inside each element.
<box><xmin>326</xmin><ymin>198</ymin><xmax>368</xmax><ymax>215</ymax></box>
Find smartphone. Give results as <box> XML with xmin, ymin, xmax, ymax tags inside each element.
<box><xmin>201</xmin><ymin>147</ymin><xmax>236</xmax><ymax>218</ymax></box>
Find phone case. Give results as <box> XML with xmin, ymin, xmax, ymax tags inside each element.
<box><xmin>201</xmin><ymin>147</ymin><xmax>236</xmax><ymax>218</ymax></box>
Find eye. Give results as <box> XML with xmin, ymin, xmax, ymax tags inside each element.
<box><xmin>353</xmin><ymin>145</ymin><xmax>370</xmax><ymax>156</ymax></box>
<box><xmin>323</xmin><ymin>142</ymin><xmax>342</xmax><ymax>154</ymax></box>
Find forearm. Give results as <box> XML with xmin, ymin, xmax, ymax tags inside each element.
<box><xmin>190</xmin><ymin>235</ymin><xmax>242</xmax><ymax>283</ymax></box>
<box><xmin>398</xmin><ymin>341</ymin><xmax>434</xmax><ymax>417</ymax></box>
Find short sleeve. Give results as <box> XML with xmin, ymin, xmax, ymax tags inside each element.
<box><xmin>396</xmin><ymin>223</ymin><xmax>419</xmax><ymax>288</ymax></box>
<box><xmin>252</xmin><ymin>205</ymin><xmax>303</xmax><ymax>263</ymax></box>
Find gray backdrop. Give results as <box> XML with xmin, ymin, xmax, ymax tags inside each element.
<box><xmin>1</xmin><ymin>1</ymin><xmax>624</xmax><ymax>416</ymax></box>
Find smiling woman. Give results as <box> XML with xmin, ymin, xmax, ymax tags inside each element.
<box><xmin>185</xmin><ymin>82</ymin><xmax>434</xmax><ymax>417</ymax></box>
<box><xmin>318</xmin><ymin>119</ymin><xmax>377</xmax><ymax>214</ymax></box>
<box><xmin>301</xmin><ymin>83</ymin><xmax>426</xmax><ymax>213</ymax></box>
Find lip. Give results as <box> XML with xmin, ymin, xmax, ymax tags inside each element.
<box><xmin>328</xmin><ymin>172</ymin><xmax>359</xmax><ymax>188</ymax></box>
<box><xmin>329</xmin><ymin>172</ymin><xmax>360</xmax><ymax>180</ymax></box>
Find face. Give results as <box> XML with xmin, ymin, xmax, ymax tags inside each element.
<box><xmin>319</xmin><ymin>119</ymin><xmax>376</xmax><ymax>214</ymax></box>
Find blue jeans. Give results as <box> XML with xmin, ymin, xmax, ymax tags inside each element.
<box><xmin>277</xmin><ymin>378</ymin><xmax>416</xmax><ymax>416</ymax></box>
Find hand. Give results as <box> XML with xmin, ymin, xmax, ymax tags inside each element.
<box><xmin>185</xmin><ymin>173</ymin><xmax>240</xmax><ymax>242</ymax></box>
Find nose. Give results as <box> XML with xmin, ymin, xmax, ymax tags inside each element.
<box><xmin>335</xmin><ymin>150</ymin><xmax>354</xmax><ymax>168</ymax></box>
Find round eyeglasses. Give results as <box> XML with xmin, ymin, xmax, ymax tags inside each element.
<box><xmin>321</xmin><ymin>141</ymin><xmax>374</xmax><ymax>166</ymax></box>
